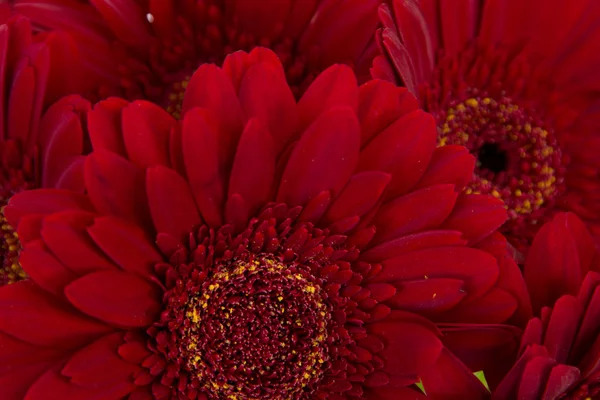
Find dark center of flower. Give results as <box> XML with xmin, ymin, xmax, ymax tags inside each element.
<box><xmin>0</xmin><ymin>166</ymin><xmax>29</xmax><ymax>285</ymax></box>
<box><xmin>179</xmin><ymin>256</ymin><xmax>329</xmax><ymax>399</ymax></box>
<box><xmin>436</xmin><ymin>92</ymin><xmax>566</xmax><ymax>240</ymax></box>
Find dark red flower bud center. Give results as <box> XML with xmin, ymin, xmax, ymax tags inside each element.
<box><xmin>178</xmin><ymin>256</ymin><xmax>330</xmax><ymax>399</ymax></box>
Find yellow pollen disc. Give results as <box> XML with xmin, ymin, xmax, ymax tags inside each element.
<box><xmin>165</xmin><ymin>76</ymin><xmax>190</xmax><ymax>119</ymax></box>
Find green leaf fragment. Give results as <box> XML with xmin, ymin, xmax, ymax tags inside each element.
<box><xmin>474</xmin><ymin>370</ymin><xmax>490</xmax><ymax>392</ymax></box>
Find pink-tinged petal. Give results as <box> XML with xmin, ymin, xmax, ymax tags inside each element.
<box><xmin>524</xmin><ymin>212</ymin><xmax>595</xmax><ymax>313</ymax></box>
<box><xmin>277</xmin><ymin>106</ymin><xmax>360</xmax><ymax>207</ymax></box>
<box><xmin>440</xmin><ymin>194</ymin><xmax>507</xmax><ymax>245</ymax></box>
<box><xmin>87</xmin><ymin>216</ymin><xmax>162</xmax><ymax>277</ymax></box>
<box><xmin>542</xmin><ymin>295</ymin><xmax>579</xmax><ymax>363</ymax></box>
<box><xmin>84</xmin><ymin>150</ymin><xmax>151</xmax><ymax>229</ymax></box>
<box><xmin>62</xmin><ymin>332</ymin><xmax>140</xmax><ymax>386</ymax></box>
<box><xmin>372</xmin><ymin>184</ymin><xmax>458</xmax><ymax>243</ymax></box>
<box><xmin>379</xmin><ymin>25</ymin><xmax>418</xmax><ymax>94</ymax></box>
<box><xmin>20</xmin><ymin>240</ymin><xmax>78</xmax><ymax>297</ymax></box>
<box><xmin>357</xmin><ymin>79</ymin><xmax>419</xmax><ymax>145</ymax></box>
<box><xmin>182</xmin><ymin>64</ymin><xmax>245</xmax><ymax>168</ymax></box>
<box><xmin>182</xmin><ymin>109</ymin><xmax>225</xmax><ymax>227</ymax></box>
<box><xmin>41</xmin><ymin>210</ymin><xmax>117</xmax><ymax>275</ymax></box>
<box><xmin>25</xmin><ymin>363</ymin><xmax>136</xmax><ymax>400</ymax></box>
<box><xmin>88</xmin><ymin>98</ymin><xmax>128</xmax><ymax>156</ymax></box>
<box><xmin>323</xmin><ymin>171</ymin><xmax>391</xmax><ymax>224</ymax></box>
<box><xmin>146</xmin><ymin>166</ymin><xmax>202</xmax><ymax>241</ymax></box>
<box><xmin>65</xmin><ymin>270</ymin><xmax>162</xmax><ymax>328</ymax></box>
<box><xmin>361</xmin><ymin>230</ymin><xmax>467</xmax><ymax>262</ymax></box>
<box><xmin>368</xmin><ymin>311</ymin><xmax>443</xmax><ymax>378</ymax></box>
<box><xmin>5</xmin><ymin>189</ymin><xmax>95</xmax><ymax>228</ymax></box>
<box><xmin>415</xmin><ymin>145</ymin><xmax>476</xmax><ymax>192</ymax></box>
<box><xmin>357</xmin><ymin>110</ymin><xmax>437</xmax><ymax>199</ymax></box>
<box><xmin>122</xmin><ymin>101</ymin><xmax>175</xmax><ymax>168</ymax></box>
<box><xmin>89</xmin><ymin>0</ymin><xmax>151</xmax><ymax>49</ymax></box>
<box><xmin>0</xmin><ymin>280</ymin><xmax>111</xmax><ymax>348</ymax></box>
<box><xmin>541</xmin><ymin>364</ymin><xmax>580</xmax><ymax>399</ymax></box>
<box><xmin>375</xmin><ymin>247</ymin><xmax>499</xmax><ymax>299</ymax></box>
<box><xmin>228</xmin><ymin>118</ymin><xmax>275</xmax><ymax>216</ymax></box>
<box><xmin>420</xmin><ymin>348</ymin><xmax>490</xmax><ymax>399</ymax></box>
<box><xmin>297</xmin><ymin>65</ymin><xmax>359</xmax><ymax>132</ymax></box>
<box><xmin>388</xmin><ymin>278</ymin><xmax>467</xmax><ymax>315</ymax></box>
<box><xmin>238</xmin><ymin>61</ymin><xmax>298</xmax><ymax>154</ymax></box>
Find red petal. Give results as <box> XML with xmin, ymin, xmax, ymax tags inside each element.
<box><xmin>357</xmin><ymin>80</ymin><xmax>418</xmax><ymax>145</ymax></box>
<box><xmin>20</xmin><ymin>239</ymin><xmax>78</xmax><ymax>297</ymax></box>
<box><xmin>8</xmin><ymin>62</ymin><xmax>35</xmax><ymax>144</ymax></box>
<box><xmin>228</xmin><ymin>118</ymin><xmax>275</xmax><ymax>216</ymax></box>
<box><xmin>89</xmin><ymin>0</ymin><xmax>151</xmax><ymax>49</ymax></box>
<box><xmin>375</xmin><ymin>247</ymin><xmax>499</xmax><ymax>299</ymax></box>
<box><xmin>5</xmin><ymin>189</ymin><xmax>94</xmax><ymax>228</ymax></box>
<box><xmin>41</xmin><ymin>210</ymin><xmax>117</xmax><ymax>275</ymax></box>
<box><xmin>368</xmin><ymin>311</ymin><xmax>442</xmax><ymax>378</ymax></box>
<box><xmin>182</xmin><ymin>109</ymin><xmax>225</xmax><ymax>227</ymax></box>
<box><xmin>238</xmin><ymin>61</ymin><xmax>297</xmax><ymax>154</ymax></box>
<box><xmin>415</xmin><ymin>145</ymin><xmax>475</xmax><ymax>192</ymax></box>
<box><xmin>441</xmin><ymin>194</ymin><xmax>507</xmax><ymax>245</ymax></box>
<box><xmin>87</xmin><ymin>216</ymin><xmax>163</xmax><ymax>277</ymax></box>
<box><xmin>361</xmin><ymin>230</ymin><xmax>467</xmax><ymax>262</ymax></box>
<box><xmin>357</xmin><ymin>110</ymin><xmax>437</xmax><ymax>199</ymax></box>
<box><xmin>541</xmin><ymin>364</ymin><xmax>580</xmax><ymax>399</ymax></box>
<box><xmin>277</xmin><ymin>106</ymin><xmax>360</xmax><ymax>206</ymax></box>
<box><xmin>324</xmin><ymin>171</ymin><xmax>391</xmax><ymax>224</ymax></box>
<box><xmin>297</xmin><ymin>64</ymin><xmax>358</xmax><ymax>132</ymax></box>
<box><xmin>122</xmin><ymin>100</ymin><xmax>175</xmax><ymax>168</ymax></box>
<box><xmin>182</xmin><ymin>64</ymin><xmax>244</xmax><ymax>168</ymax></box>
<box><xmin>542</xmin><ymin>295</ymin><xmax>579</xmax><ymax>363</ymax></box>
<box><xmin>39</xmin><ymin>95</ymin><xmax>88</xmax><ymax>189</ymax></box>
<box><xmin>388</xmin><ymin>278</ymin><xmax>467</xmax><ymax>315</ymax></box>
<box><xmin>84</xmin><ymin>150</ymin><xmax>150</xmax><ymax>228</ymax></box>
<box><xmin>517</xmin><ymin>356</ymin><xmax>555</xmax><ymax>400</ymax></box>
<box><xmin>62</xmin><ymin>332</ymin><xmax>140</xmax><ymax>385</ymax></box>
<box><xmin>65</xmin><ymin>270</ymin><xmax>161</xmax><ymax>328</ymax></box>
<box><xmin>26</xmin><ymin>362</ymin><xmax>135</xmax><ymax>400</ymax></box>
<box><xmin>524</xmin><ymin>212</ymin><xmax>595</xmax><ymax>313</ymax></box>
<box><xmin>420</xmin><ymin>348</ymin><xmax>489</xmax><ymax>399</ymax></box>
<box><xmin>0</xmin><ymin>280</ymin><xmax>111</xmax><ymax>348</ymax></box>
<box><xmin>88</xmin><ymin>98</ymin><xmax>128</xmax><ymax>156</ymax></box>
<box><xmin>146</xmin><ymin>165</ymin><xmax>202</xmax><ymax>241</ymax></box>
<box><xmin>443</xmin><ymin>289</ymin><xmax>518</xmax><ymax>324</ymax></box>
<box><xmin>372</xmin><ymin>184</ymin><xmax>458</xmax><ymax>243</ymax></box>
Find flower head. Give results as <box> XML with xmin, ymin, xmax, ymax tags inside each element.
<box><xmin>493</xmin><ymin>212</ymin><xmax>600</xmax><ymax>399</ymax></box>
<box><xmin>0</xmin><ymin>48</ymin><xmax>530</xmax><ymax>398</ymax></box>
<box><xmin>373</xmin><ymin>0</ymin><xmax>600</xmax><ymax>253</ymax></box>
<box><xmin>13</xmin><ymin>0</ymin><xmax>382</xmax><ymax>115</ymax></box>
<box><xmin>0</xmin><ymin>16</ymin><xmax>89</xmax><ymax>285</ymax></box>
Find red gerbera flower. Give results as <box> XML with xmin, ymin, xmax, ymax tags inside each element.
<box><xmin>493</xmin><ymin>212</ymin><xmax>600</xmax><ymax>399</ymax></box>
<box><xmin>11</xmin><ymin>0</ymin><xmax>381</xmax><ymax>117</ymax></box>
<box><xmin>373</xmin><ymin>0</ymin><xmax>600</xmax><ymax>253</ymax></box>
<box><xmin>0</xmin><ymin>48</ymin><xmax>530</xmax><ymax>399</ymax></box>
<box><xmin>0</xmin><ymin>15</ymin><xmax>90</xmax><ymax>285</ymax></box>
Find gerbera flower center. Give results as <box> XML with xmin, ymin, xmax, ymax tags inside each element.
<box><xmin>0</xmin><ymin>167</ymin><xmax>29</xmax><ymax>285</ymax></box>
<box><xmin>436</xmin><ymin>92</ymin><xmax>566</xmax><ymax>240</ymax></box>
<box><xmin>164</xmin><ymin>76</ymin><xmax>190</xmax><ymax>119</ymax></box>
<box><xmin>180</xmin><ymin>256</ymin><xmax>329</xmax><ymax>399</ymax></box>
